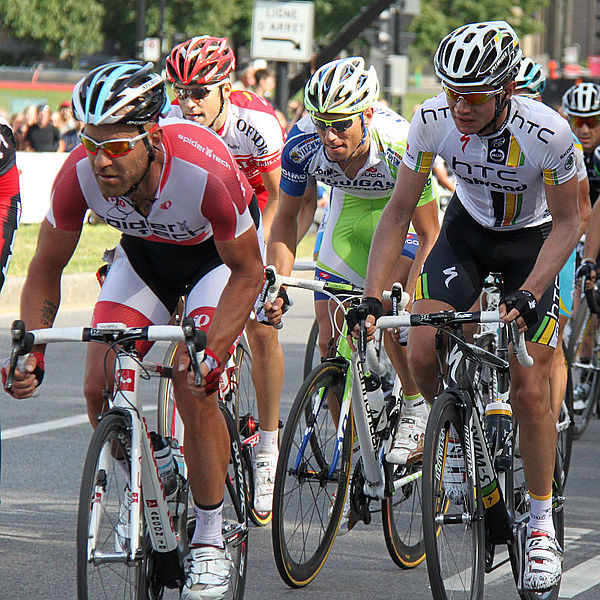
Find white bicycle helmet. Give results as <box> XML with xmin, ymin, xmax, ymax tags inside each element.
<box><xmin>304</xmin><ymin>57</ymin><xmax>379</xmax><ymax>114</ymax></box>
<box><xmin>562</xmin><ymin>83</ymin><xmax>600</xmax><ymax>117</ymax></box>
<box><xmin>72</xmin><ymin>61</ymin><xmax>169</xmax><ymax>126</ymax></box>
<box><xmin>515</xmin><ymin>57</ymin><xmax>546</xmax><ymax>96</ymax></box>
<box><xmin>434</xmin><ymin>21</ymin><xmax>522</xmax><ymax>89</ymax></box>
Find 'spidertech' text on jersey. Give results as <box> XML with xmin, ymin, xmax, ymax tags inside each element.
<box><xmin>404</xmin><ymin>94</ymin><xmax>577</xmax><ymax>229</ymax></box>
<box><xmin>47</xmin><ymin>117</ymin><xmax>255</xmax><ymax>244</ymax></box>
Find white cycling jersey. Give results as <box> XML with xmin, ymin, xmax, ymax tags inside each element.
<box><xmin>169</xmin><ymin>90</ymin><xmax>284</xmax><ymax>211</ymax></box>
<box><xmin>404</xmin><ymin>94</ymin><xmax>577</xmax><ymax>230</ymax></box>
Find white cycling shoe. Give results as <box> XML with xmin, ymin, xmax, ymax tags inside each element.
<box><xmin>523</xmin><ymin>529</ymin><xmax>563</xmax><ymax>591</ymax></box>
<box><xmin>181</xmin><ymin>546</ymin><xmax>232</xmax><ymax>600</ymax></box>
<box><xmin>252</xmin><ymin>452</ymin><xmax>277</xmax><ymax>513</ymax></box>
<box><xmin>386</xmin><ymin>404</ymin><xmax>429</xmax><ymax>465</ymax></box>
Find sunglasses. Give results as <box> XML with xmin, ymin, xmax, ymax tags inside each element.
<box><xmin>443</xmin><ymin>85</ymin><xmax>504</xmax><ymax>106</ymax></box>
<box><xmin>172</xmin><ymin>85</ymin><xmax>212</xmax><ymax>102</ymax></box>
<box><xmin>310</xmin><ymin>113</ymin><xmax>359</xmax><ymax>132</ymax></box>
<box><xmin>79</xmin><ymin>129</ymin><xmax>153</xmax><ymax>158</ymax></box>
<box><xmin>569</xmin><ymin>115</ymin><xmax>600</xmax><ymax>129</ymax></box>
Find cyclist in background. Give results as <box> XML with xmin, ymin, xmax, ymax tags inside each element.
<box><xmin>4</xmin><ymin>61</ymin><xmax>264</xmax><ymax>600</ymax></box>
<box><xmin>562</xmin><ymin>82</ymin><xmax>600</xmax><ymax>206</ymax></box>
<box><xmin>265</xmin><ymin>57</ymin><xmax>440</xmax><ymax>510</ymax></box>
<box><xmin>357</xmin><ymin>22</ymin><xmax>579</xmax><ymax>590</ymax></box>
<box><xmin>165</xmin><ymin>35</ymin><xmax>286</xmax><ymax>514</ymax></box>
<box><xmin>514</xmin><ymin>57</ymin><xmax>591</xmax><ymax>436</ymax></box>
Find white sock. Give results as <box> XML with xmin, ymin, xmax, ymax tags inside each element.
<box><xmin>257</xmin><ymin>429</ymin><xmax>279</xmax><ymax>457</ymax></box>
<box><xmin>528</xmin><ymin>495</ymin><xmax>554</xmax><ymax>537</ymax></box>
<box><xmin>191</xmin><ymin>501</ymin><xmax>224</xmax><ymax>548</ymax></box>
<box><xmin>402</xmin><ymin>393</ymin><xmax>427</xmax><ymax>414</ymax></box>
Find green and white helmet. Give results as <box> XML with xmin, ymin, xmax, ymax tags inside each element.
<box><xmin>304</xmin><ymin>57</ymin><xmax>379</xmax><ymax>114</ymax></box>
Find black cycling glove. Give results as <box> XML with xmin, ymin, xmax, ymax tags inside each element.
<box><xmin>500</xmin><ymin>289</ymin><xmax>538</xmax><ymax>329</ymax></box>
<box><xmin>346</xmin><ymin>297</ymin><xmax>383</xmax><ymax>331</ymax></box>
<box><xmin>576</xmin><ymin>259</ymin><xmax>596</xmax><ymax>281</ymax></box>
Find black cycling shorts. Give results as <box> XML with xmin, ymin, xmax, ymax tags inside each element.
<box><xmin>415</xmin><ymin>196</ymin><xmax>559</xmax><ymax>347</ymax></box>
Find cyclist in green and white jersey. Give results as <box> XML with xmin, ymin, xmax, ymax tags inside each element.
<box><xmin>266</xmin><ymin>57</ymin><xmax>440</xmax><ymax>484</ymax></box>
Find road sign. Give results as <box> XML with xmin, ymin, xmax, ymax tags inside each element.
<box><xmin>251</xmin><ymin>1</ymin><xmax>314</xmax><ymax>62</ymax></box>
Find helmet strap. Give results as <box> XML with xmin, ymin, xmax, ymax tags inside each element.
<box><xmin>123</xmin><ymin>125</ymin><xmax>156</xmax><ymax>197</ymax></box>
<box><xmin>208</xmin><ymin>87</ymin><xmax>227</xmax><ymax>130</ymax></box>
<box><xmin>476</xmin><ymin>91</ymin><xmax>510</xmax><ymax>136</ymax></box>
<box><xmin>341</xmin><ymin>113</ymin><xmax>369</xmax><ymax>165</ymax></box>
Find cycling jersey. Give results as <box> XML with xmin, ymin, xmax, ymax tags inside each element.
<box><xmin>169</xmin><ymin>90</ymin><xmax>284</xmax><ymax>211</ymax></box>
<box><xmin>0</xmin><ymin>117</ymin><xmax>20</xmax><ymax>291</ymax></box>
<box><xmin>281</xmin><ymin>102</ymin><xmax>434</xmax><ymax>284</ymax></box>
<box><xmin>48</xmin><ymin>117</ymin><xmax>256</xmax><ymax>245</ymax></box>
<box><xmin>404</xmin><ymin>94</ymin><xmax>576</xmax><ymax>230</ymax></box>
<box><xmin>584</xmin><ymin>151</ymin><xmax>600</xmax><ymax>205</ymax></box>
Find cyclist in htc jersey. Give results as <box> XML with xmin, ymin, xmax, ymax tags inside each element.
<box><xmin>514</xmin><ymin>58</ymin><xmax>591</xmax><ymax>430</ymax></box>
<box><xmin>266</xmin><ymin>57</ymin><xmax>440</xmax><ymax>481</ymax></box>
<box><xmin>0</xmin><ymin>117</ymin><xmax>20</xmax><ymax>293</ymax></box>
<box><xmin>358</xmin><ymin>22</ymin><xmax>579</xmax><ymax>591</ymax></box>
<box><xmin>165</xmin><ymin>35</ymin><xmax>286</xmax><ymax>514</ymax></box>
<box><xmin>5</xmin><ymin>62</ymin><xmax>263</xmax><ymax>600</ymax></box>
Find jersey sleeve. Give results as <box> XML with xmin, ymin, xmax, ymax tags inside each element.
<box><xmin>280</xmin><ymin>124</ymin><xmax>319</xmax><ymax>197</ymax></box>
<box><xmin>540</xmin><ymin>118</ymin><xmax>577</xmax><ymax>186</ymax></box>
<box><xmin>402</xmin><ymin>104</ymin><xmax>437</xmax><ymax>175</ymax></box>
<box><xmin>45</xmin><ymin>148</ymin><xmax>89</xmax><ymax>230</ymax></box>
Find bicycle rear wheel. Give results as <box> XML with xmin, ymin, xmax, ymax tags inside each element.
<box><xmin>77</xmin><ymin>412</ymin><xmax>148</xmax><ymax>600</ymax></box>
<box><xmin>422</xmin><ymin>392</ymin><xmax>486</xmax><ymax>600</ymax></box>
<box><xmin>381</xmin><ymin>459</ymin><xmax>425</xmax><ymax>569</ymax></box>
<box><xmin>567</xmin><ymin>301</ymin><xmax>599</xmax><ymax>439</ymax></box>
<box><xmin>508</xmin><ymin>429</ymin><xmax>565</xmax><ymax>600</ymax></box>
<box><xmin>272</xmin><ymin>362</ymin><xmax>353</xmax><ymax>588</ymax></box>
<box><xmin>231</xmin><ymin>336</ymin><xmax>272</xmax><ymax>526</ymax></box>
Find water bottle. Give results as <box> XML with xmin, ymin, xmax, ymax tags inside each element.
<box><xmin>365</xmin><ymin>373</ymin><xmax>387</xmax><ymax>432</ymax></box>
<box><xmin>150</xmin><ymin>431</ymin><xmax>179</xmax><ymax>500</ymax></box>
<box><xmin>484</xmin><ymin>400</ymin><xmax>513</xmax><ymax>472</ymax></box>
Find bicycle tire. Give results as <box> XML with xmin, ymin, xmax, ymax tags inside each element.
<box><xmin>507</xmin><ymin>430</ymin><xmax>565</xmax><ymax>600</ymax></box>
<box><xmin>567</xmin><ymin>301</ymin><xmax>599</xmax><ymax>439</ymax></box>
<box><xmin>220</xmin><ymin>403</ymin><xmax>249</xmax><ymax>600</ymax></box>
<box><xmin>422</xmin><ymin>392</ymin><xmax>486</xmax><ymax>600</ymax></box>
<box><xmin>557</xmin><ymin>342</ymin><xmax>574</xmax><ymax>487</ymax></box>
<box><xmin>231</xmin><ymin>336</ymin><xmax>272</xmax><ymax>527</ymax></box>
<box><xmin>77</xmin><ymin>412</ymin><xmax>149</xmax><ymax>600</ymax></box>
<box><xmin>157</xmin><ymin>341</ymin><xmax>179</xmax><ymax>442</ymax></box>
<box><xmin>272</xmin><ymin>362</ymin><xmax>353</xmax><ymax>588</ymax></box>
<box><xmin>303</xmin><ymin>318</ymin><xmax>320</xmax><ymax>380</ymax></box>
<box><xmin>381</xmin><ymin>460</ymin><xmax>425</xmax><ymax>569</ymax></box>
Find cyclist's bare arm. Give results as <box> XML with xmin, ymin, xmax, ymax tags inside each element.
<box><xmin>577</xmin><ymin>176</ymin><xmax>591</xmax><ymax>238</ymax></box>
<box><xmin>10</xmin><ymin>219</ymin><xmax>80</xmax><ymax>397</ymax></box>
<box><xmin>502</xmin><ymin>174</ymin><xmax>580</xmax><ymax>327</ymax></box>
<box><xmin>405</xmin><ymin>198</ymin><xmax>440</xmax><ymax>300</ymax></box>
<box><xmin>582</xmin><ymin>185</ymin><xmax>600</xmax><ymax>268</ymax></box>
<box><xmin>364</xmin><ymin>163</ymin><xmax>429</xmax><ymax>307</ymax></box>
<box><xmin>258</xmin><ymin>166</ymin><xmax>281</xmax><ymax>241</ymax></box>
<box><xmin>296</xmin><ymin>179</ymin><xmax>318</xmax><ymax>243</ymax></box>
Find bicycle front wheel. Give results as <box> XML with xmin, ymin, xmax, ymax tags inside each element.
<box><xmin>77</xmin><ymin>412</ymin><xmax>148</xmax><ymax>600</ymax></box>
<box><xmin>272</xmin><ymin>362</ymin><xmax>353</xmax><ymax>588</ymax></box>
<box><xmin>302</xmin><ymin>318</ymin><xmax>320</xmax><ymax>380</ymax></box>
<box><xmin>556</xmin><ymin>342</ymin><xmax>574</xmax><ymax>487</ymax></box>
<box><xmin>382</xmin><ymin>460</ymin><xmax>425</xmax><ymax>569</ymax></box>
<box><xmin>422</xmin><ymin>392</ymin><xmax>486</xmax><ymax>600</ymax></box>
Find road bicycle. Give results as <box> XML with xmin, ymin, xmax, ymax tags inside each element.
<box><xmin>471</xmin><ymin>274</ymin><xmax>573</xmax><ymax>487</ymax></box>
<box><xmin>261</xmin><ymin>266</ymin><xmax>425</xmax><ymax>588</ymax></box>
<box><xmin>377</xmin><ymin>308</ymin><xmax>565</xmax><ymax>600</ymax></box>
<box><xmin>566</xmin><ymin>282</ymin><xmax>600</xmax><ymax>439</ymax></box>
<box><xmin>5</xmin><ymin>317</ymin><xmax>248</xmax><ymax>600</ymax></box>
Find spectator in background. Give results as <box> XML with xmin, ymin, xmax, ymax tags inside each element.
<box><xmin>9</xmin><ymin>112</ymin><xmax>28</xmax><ymax>151</ymax></box>
<box><xmin>56</xmin><ymin>100</ymin><xmax>77</xmax><ymax>134</ymax></box>
<box><xmin>24</xmin><ymin>104</ymin><xmax>61</xmax><ymax>152</ymax></box>
<box><xmin>254</xmin><ymin>68</ymin><xmax>276</xmax><ymax>100</ymax></box>
<box><xmin>60</xmin><ymin>119</ymin><xmax>82</xmax><ymax>153</ymax></box>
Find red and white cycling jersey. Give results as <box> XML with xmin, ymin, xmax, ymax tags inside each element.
<box><xmin>169</xmin><ymin>90</ymin><xmax>284</xmax><ymax>211</ymax></box>
<box><xmin>47</xmin><ymin>117</ymin><xmax>255</xmax><ymax>244</ymax></box>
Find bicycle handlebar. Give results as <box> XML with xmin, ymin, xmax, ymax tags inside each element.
<box><xmin>376</xmin><ymin>310</ymin><xmax>534</xmax><ymax>368</ymax></box>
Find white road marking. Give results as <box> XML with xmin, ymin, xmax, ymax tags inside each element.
<box><xmin>2</xmin><ymin>405</ymin><xmax>157</xmax><ymax>439</ymax></box>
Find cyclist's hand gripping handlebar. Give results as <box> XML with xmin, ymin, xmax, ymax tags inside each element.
<box><xmin>5</xmin><ymin>320</ymin><xmax>34</xmax><ymax>391</ymax></box>
<box><xmin>181</xmin><ymin>317</ymin><xmax>208</xmax><ymax>386</ymax></box>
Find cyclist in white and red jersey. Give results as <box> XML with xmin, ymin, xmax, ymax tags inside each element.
<box><xmin>356</xmin><ymin>22</ymin><xmax>580</xmax><ymax>591</ymax></box>
<box><xmin>0</xmin><ymin>117</ymin><xmax>20</xmax><ymax>293</ymax></box>
<box><xmin>166</xmin><ymin>36</ymin><xmax>287</xmax><ymax>514</ymax></box>
<box><xmin>5</xmin><ymin>61</ymin><xmax>263</xmax><ymax>600</ymax></box>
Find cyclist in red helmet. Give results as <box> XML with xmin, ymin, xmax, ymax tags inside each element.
<box><xmin>166</xmin><ymin>36</ymin><xmax>289</xmax><ymax>517</ymax></box>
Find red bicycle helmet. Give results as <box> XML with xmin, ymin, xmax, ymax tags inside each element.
<box><xmin>166</xmin><ymin>36</ymin><xmax>235</xmax><ymax>86</ymax></box>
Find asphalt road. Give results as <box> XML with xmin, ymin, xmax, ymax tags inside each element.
<box><xmin>0</xmin><ymin>290</ymin><xmax>599</xmax><ymax>599</ymax></box>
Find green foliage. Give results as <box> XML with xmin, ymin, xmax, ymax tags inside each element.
<box><xmin>409</xmin><ymin>0</ymin><xmax>549</xmax><ymax>64</ymax></box>
<box><xmin>1</xmin><ymin>0</ymin><xmax>104</xmax><ymax>62</ymax></box>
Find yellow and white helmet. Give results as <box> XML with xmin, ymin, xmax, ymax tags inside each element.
<box><xmin>304</xmin><ymin>57</ymin><xmax>379</xmax><ymax>114</ymax></box>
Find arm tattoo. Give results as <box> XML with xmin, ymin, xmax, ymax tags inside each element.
<box><xmin>40</xmin><ymin>299</ymin><xmax>58</xmax><ymax>327</ymax></box>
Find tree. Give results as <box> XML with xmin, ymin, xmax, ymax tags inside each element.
<box><xmin>0</xmin><ymin>0</ymin><xmax>104</xmax><ymax>64</ymax></box>
<box><xmin>409</xmin><ymin>0</ymin><xmax>550</xmax><ymax>66</ymax></box>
